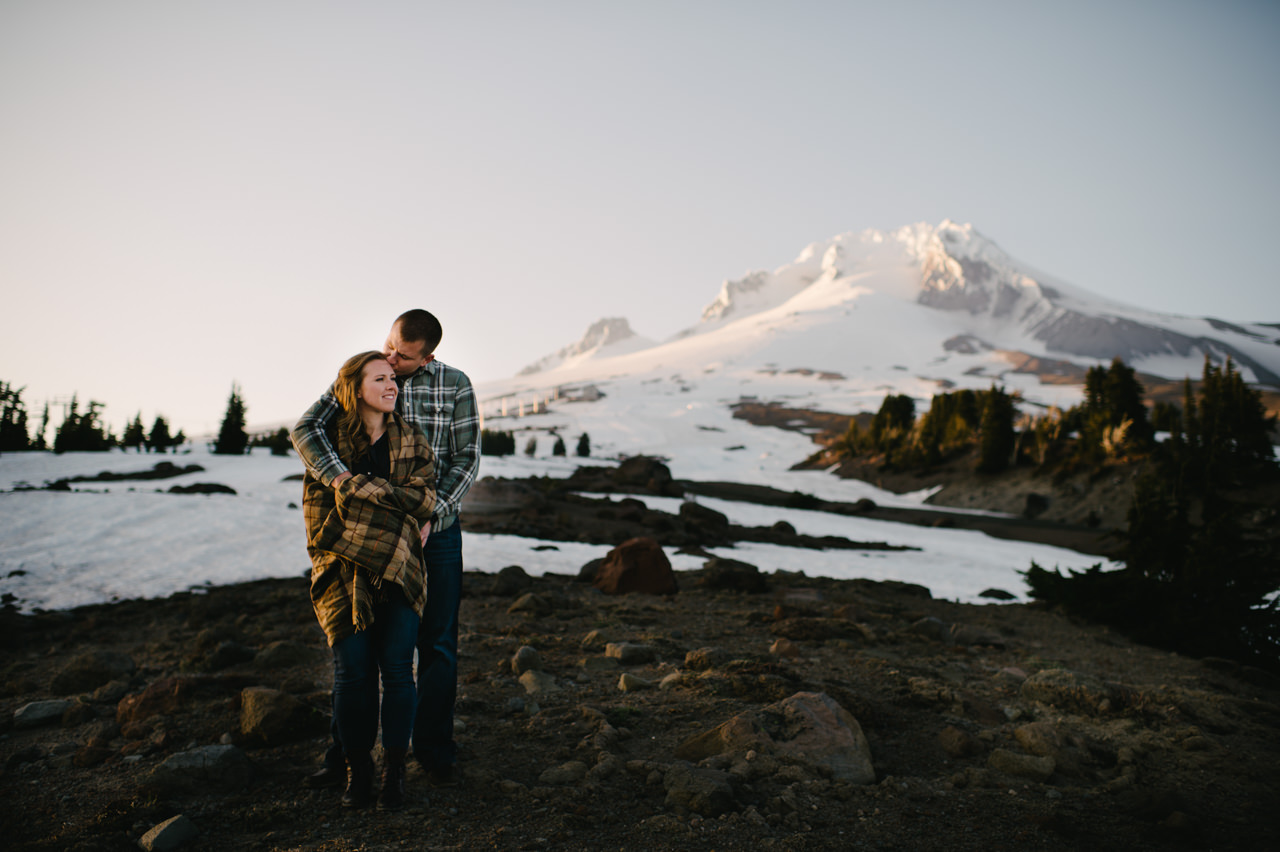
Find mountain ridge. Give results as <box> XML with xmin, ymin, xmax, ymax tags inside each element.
<box><xmin>509</xmin><ymin>221</ymin><xmax>1279</xmax><ymax>397</ymax></box>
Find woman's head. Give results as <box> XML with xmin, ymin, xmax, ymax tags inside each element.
<box><xmin>333</xmin><ymin>351</ymin><xmax>398</xmax><ymax>416</ymax></box>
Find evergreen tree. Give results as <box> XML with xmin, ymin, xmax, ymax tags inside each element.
<box><xmin>480</xmin><ymin>429</ymin><xmax>516</xmax><ymax>456</ymax></box>
<box><xmin>0</xmin><ymin>380</ymin><xmax>30</xmax><ymax>452</ymax></box>
<box><xmin>213</xmin><ymin>383</ymin><xmax>249</xmax><ymax>455</ymax></box>
<box><xmin>976</xmin><ymin>385</ymin><xmax>1016</xmax><ymax>473</ymax></box>
<box><xmin>122</xmin><ymin>413</ymin><xmax>147</xmax><ymax>451</ymax></box>
<box><xmin>33</xmin><ymin>403</ymin><xmax>49</xmax><ymax>451</ymax></box>
<box><xmin>267</xmin><ymin>427</ymin><xmax>291</xmax><ymax>456</ymax></box>
<box><xmin>1025</xmin><ymin>359</ymin><xmax>1279</xmax><ymax>671</ymax></box>
<box><xmin>552</xmin><ymin>435</ymin><xmax>566</xmax><ymax>456</ymax></box>
<box><xmin>869</xmin><ymin>394</ymin><xmax>915</xmax><ymax>453</ymax></box>
<box><xmin>576</xmin><ymin>432</ymin><xmax>590</xmax><ymax>457</ymax></box>
<box><xmin>1076</xmin><ymin>358</ymin><xmax>1153</xmax><ymax>457</ymax></box>
<box><xmin>52</xmin><ymin>396</ymin><xmax>115</xmax><ymax>453</ymax></box>
<box><xmin>147</xmin><ymin>416</ymin><xmax>173</xmax><ymax>454</ymax></box>
<box><xmin>524</xmin><ymin>436</ymin><xmax>537</xmax><ymax>457</ymax></box>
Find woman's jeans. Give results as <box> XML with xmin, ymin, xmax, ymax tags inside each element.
<box><xmin>331</xmin><ymin>588</ymin><xmax>419</xmax><ymax>756</ymax></box>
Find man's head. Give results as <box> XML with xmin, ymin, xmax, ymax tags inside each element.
<box><xmin>383</xmin><ymin>309</ymin><xmax>443</xmax><ymax>377</ymax></box>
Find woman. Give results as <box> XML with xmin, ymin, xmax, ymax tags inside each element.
<box><xmin>302</xmin><ymin>351</ymin><xmax>436</xmax><ymax>811</ymax></box>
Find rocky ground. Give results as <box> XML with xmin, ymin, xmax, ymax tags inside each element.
<box><xmin>3</xmin><ymin>535</ymin><xmax>1279</xmax><ymax>851</ymax></box>
<box><xmin>3</xmin><ymin>439</ymin><xmax>1277</xmax><ymax>851</ymax></box>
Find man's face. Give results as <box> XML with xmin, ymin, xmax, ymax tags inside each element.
<box><xmin>383</xmin><ymin>324</ymin><xmax>434</xmax><ymax>377</ymax></box>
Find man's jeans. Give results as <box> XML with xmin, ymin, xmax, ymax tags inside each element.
<box><xmin>412</xmin><ymin>518</ymin><xmax>463</xmax><ymax>769</ymax></box>
<box><xmin>330</xmin><ymin>590</ymin><xmax>419</xmax><ymax>756</ymax></box>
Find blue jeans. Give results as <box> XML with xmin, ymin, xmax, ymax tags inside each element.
<box><xmin>412</xmin><ymin>518</ymin><xmax>463</xmax><ymax>769</ymax></box>
<box><xmin>330</xmin><ymin>588</ymin><xmax>420</xmax><ymax>756</ymax></box>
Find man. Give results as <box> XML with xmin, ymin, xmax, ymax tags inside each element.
<box><xmin>293</xmin><ymin>309</ymin><xmax>480</xmax><ymax>797</ymax></box>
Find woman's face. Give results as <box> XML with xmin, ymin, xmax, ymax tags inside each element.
<box><xmin>357</xmin><ymin>359</ymin><xmax>398</xmax><ymax>414</ymax></box>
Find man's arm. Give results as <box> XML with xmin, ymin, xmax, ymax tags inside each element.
<box><xmin>433</xmin><ymin>370</ymin><xmax>481</xmax><ymax>521</ymax></box>
<box><xmin>290</xmin><ymin>389</ymin><xmax>350</xmax><ymax>486</ymax></box>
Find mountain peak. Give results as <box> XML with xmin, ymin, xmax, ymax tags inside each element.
<box><xmin>518</xmin><ymin>317</ymin><xmax>653</xmax><ymax>376</ymax></box>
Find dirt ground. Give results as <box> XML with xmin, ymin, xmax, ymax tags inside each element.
<box><xmin>2</xmin><ymin>561</ymin><xmax>1278</xmax><ymax>851</ymax></box>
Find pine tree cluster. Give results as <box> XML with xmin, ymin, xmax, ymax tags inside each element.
<box><xmin>1026</xmin><ymin>358</ymin><xmax>1279</xmax><ymax>671</ymax></box>
<box><xmin>480</xmin><ymin>429</ymin><xmax>516</xmax><ymax>456</ymax></box>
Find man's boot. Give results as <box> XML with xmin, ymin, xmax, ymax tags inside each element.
<box><xmin>377</xmin><ymin>748</ymin><xmax>408</xmax><ymax>811</ymax></box>
<box><xmin>341</xmin><ymin>752</ymin><xmax>375</xmax><ymax>809</ymax></box>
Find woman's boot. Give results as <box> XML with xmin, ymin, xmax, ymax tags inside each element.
<box><xmin>377</xmin><ymin>748</ymin><xmax>408</xmax><ymax>811</ymax></box>
<box><xmin>341</xmin><ymin>751</ymin><xmax>375</xmax><ymax>809</ymax></box>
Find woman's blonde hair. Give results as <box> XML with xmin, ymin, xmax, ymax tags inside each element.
<box><xmin>333</xmin><ymin>350</ymin><xmax>394</xmax><ymax>461</ymax></box>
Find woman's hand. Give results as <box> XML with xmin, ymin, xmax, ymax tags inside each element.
<box><xmin>420</xmin><ymin>523</ymin><xmax>431</xmax><ymax>546</ymax></box>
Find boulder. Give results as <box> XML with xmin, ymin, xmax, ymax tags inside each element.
<box><xmin>147</xmin><ymin>744</ymin><xmax>253</xmax><ymax>793</ymax></box>
<box><xmin>492</xmin><ymin>564</ymin><xmax>534</xmax><ymax>596</ymax></box>
<box><xmin>519</xmin><ymin>670</ymin><xmax>560</xmax><ymax>695</ymax></box>
<box><xmin>612</xmin><ymin>456</ymin><xmax>676</xmax><ymax>494</ymax></box>
<box><xmin>239</xmin><ymin>687</ymin><xmax>327</xmax><ymax>747</ymax></box>
<box><xmin>512</xmin><ymin>645</ymin><xmax>543</xmax><ymax>675</ymax></box>
<box><xmin>663</xmin><ymin>762</ymin><xmax>738</xmax><ymax>816</ymax></box>
<box><xmin>592</xmin><ymin>538</ymin><xmax>678</xmax><ymax>596</ymax></box>
<box><xmin>605</xmin><ymin>643</ymin><xmax>657</xmax><ymax>666</ymax></box>
<box><xmin>618</xmin><ymin>673</ymin><xmax>652</xmax><ymax>692</ymax></box>
<box><xmin>676</xmin><ymin>692</ymin><xmax>875</xmax><ymax>784</ymax></box>
<box><xmin>13</xmin><ymin>699</ymin><xmax>72</xmax><ymax>729</ymax></box>
<box><xmin>508</xmin><ymin>593</ymin><xmax>555</xmax><ymax>617</ymax></box>
<box><xmin>138</xmin><ymin>814</ymin><xmax>199</xmax><ymax>852</ymax></box>
<box><xmin>679</xmin><ymin>501</ymin><xmax>729</xmax><ymax>529</ymax></box>
<box><xmin>117</xmin><ymin>677</ymin><xmax>201</xmax><ymax>724</ymax></box>
<box><xmin>699</xmin><ymin>557</ymin><xmax>769</xmax><ymax>593</ymax></box>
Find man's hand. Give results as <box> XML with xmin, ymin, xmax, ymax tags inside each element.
<box><xmin>332</xmin><ymin>472</ymin><xmax>353</xmax><ymax>488</ymax></box>
<box><xmin>420</xmin><ymin>522</ymin><xmax>432</xmax><ymax>546</ymax></box>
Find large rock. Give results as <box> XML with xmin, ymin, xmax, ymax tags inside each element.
<box><xmin>698</xmin><ymin>557</ymin><xmax>769</xmax><ymax>593</ymax></box>
<box><xmin>239</xmin><ymin>687</ymin><xmax>328</xmax><ymax>747</ymax></box>
<box><xmin>679</xmin><ymin>501</ymin><xmax>729</xmax><ymax>529</ymax></box>
<box><xmin>612</xmin><ymin>456</ymin><xmax>676</xmax><ymax>494</ymax></box>
<box><xmin>139</xmin><ymin>814</ymin><xmax>199</xmax><ymax>852</ymax></box>
<box><xmin>147</xmin><ymin>744</ymin><xmax>253</xmax><ymax>793</ymax></box>
<box><xmin>676</xmin><ymin>692</ymin><xmax>875</xmax><ymax>784</ymax></box>
<box><xmin>13</xmin><ymin>699</ymin><xmax>72</xmax><ymax>729</ymax></box>
<box><xmin>663</xmin><ymin>762</ymin><xmax>738</xmax><ymax>816</ymax></box>
<box><xmin>49</xmin><ymin>650</ymin><xmax>136</xmax><ymax>695</ymax></box>
<box><xmin>117</xmin><ymin>677</ymin><xmax>201</xmax><ymax>724</ymax></box>
<box><xmin>592</xmin><ymin>538</ymin><xmax>678</xmax><ymax>596</ymax></box>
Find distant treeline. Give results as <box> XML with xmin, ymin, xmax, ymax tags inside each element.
<box><xmin>0</xmin><ymin>380</ymin><xmax>274</xmax><ymax>456</ymax></box>
<box><xmin>480</xmin><ymin>429</ymin><xmax>590</xmax><ymax>458</ymax></box>
<box><xmin>832</xmin><ymin>357</ymin><xmax>1229</xmax><ymax>476</ymax></box>
<box><xmin>838</xmin><ymin>356</ymin><xmax>1279</xmax><ymax>672</ymax></box>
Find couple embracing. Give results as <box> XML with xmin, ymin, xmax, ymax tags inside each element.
<box><xmin>290</xmin><ymin>309</ymin><xmax>480</xmax><ymax>811</ymax></box>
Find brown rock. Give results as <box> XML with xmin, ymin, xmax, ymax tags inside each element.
<box><xmin>938</xmin><ymin>725</ymin><xmax>982</xmax><ymax>758</ymax></box>
<box><xmin>592</xmin><ymin>538</ymin><xmax>678</xmax><ymax>596</ymax></box>
<box><xmin>676</xmin><ymin>692</ymin><xmax>875</xmax><ymax>784</ymax></box>
<box><xmin>239</xmin><ymin>686</ymin><xmax>327</xmax><ymax>747</ymax></box>
<box><xmin>116</xmin><ymin>677</ymin><xmax>199</xmax><ymax>725</ymax></box>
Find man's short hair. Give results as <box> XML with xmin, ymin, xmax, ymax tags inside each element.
<box><xmin>395</xmin><ymin>309</ymin><xmax>443</xmax><ymax>355</ymax></box>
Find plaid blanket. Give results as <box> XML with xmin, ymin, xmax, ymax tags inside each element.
<box><xmin>303</xmin><ymin>414</ymin><xmax>436</xmax><ymax>646</ymax></box>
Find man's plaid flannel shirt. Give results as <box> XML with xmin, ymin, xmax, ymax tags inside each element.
<box><xmin>292</xmin><ymin>358</ymin><xmax>481</xmax><ymax>532</ymax></box>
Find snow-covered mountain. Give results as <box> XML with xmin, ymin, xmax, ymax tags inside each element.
<box><xmin>505</xmin><ymin>221</ymin><xmax>1279</xmax><ymax>403</ymax></box>
<box><xmin>518</xmin><ymin>317</ymin><xmax>655</xmax><ymax>376</ymax></box>
<box><xmin>480</xmin><ymin>220</ymin><xmax>1277</xmax><ymax>478</ymax></box>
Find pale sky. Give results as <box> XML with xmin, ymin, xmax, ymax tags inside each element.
<box><xmin>2</xmin><ymin>1</ymin><xmax>1277</xmax><ymax>436</ymax></box>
